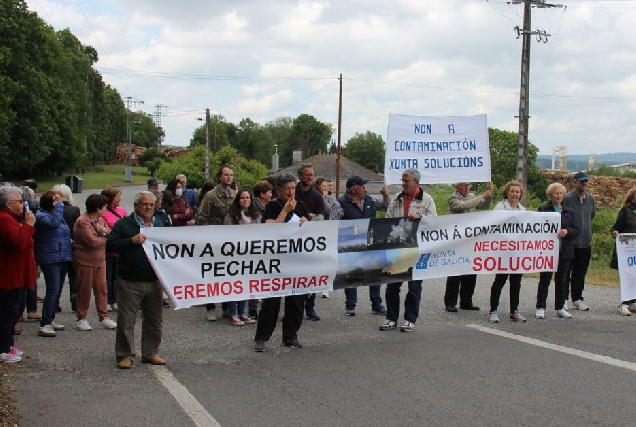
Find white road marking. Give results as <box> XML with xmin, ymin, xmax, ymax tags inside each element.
<box><xmin>466</xmin><ymin>323</ymin><xmax>636</xmax><ymax>372</ymax></box>
<box><xmin>150</xmin><ymin>365</ymin><xmax>221</xmax><ymax>427</ymax></box>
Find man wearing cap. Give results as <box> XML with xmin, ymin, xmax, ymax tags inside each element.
<box><xmin>330</xmin><ymin>176</ymin><xmax>390</xmax><ymax>316</ymax></box>
<box><xmin>295</xmin><ymin>163</ymin><xmax>326</xmax><ymax>321</ymax></box>
<box><xmin>379</xmin><ymin>168</ymin><xmax>437</xmax><ymax>332</ymax></box>
<box><xmin>563</xmin><ymin>171</ymin><xmax>596</xmax><ymax>311</ymax></box>
<box><xmin>444</xmin><ymin>181</ymin><xmax>493</xmax><ymax>312</ymax></box>
<box><xmin>147</xmin><ymin>179</ymin><xmax>159</xmax><ymax>192</ymax></box>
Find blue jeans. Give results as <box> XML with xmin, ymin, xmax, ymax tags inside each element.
<box><xmin>344</xmin><ymin>285</ymin><xmax>382</xmax><ymax>309</ymax></box>
<box><xmin>227</xmin><ymin>300</ymin><xmax>246</xmax><ymax>317</ymax></box>
<box><xmin>40</xmin><ymin>262</ymin><xmax>68</xmax><ymax>327</ymax></box>
<box><xmin>106</xmin><ymin>255</ymin><xmax>117</xmax><ymax>305</ymax></box>
<box><xmin>385</xmin><ymin>280</ymin><xmax>422</xmax><ymax>324</ymax></box>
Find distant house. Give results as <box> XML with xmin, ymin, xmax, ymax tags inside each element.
<box><xmin>268</xmin><ymin>153</ymin><xmax>393</xmax><ymax>197</ymax></box>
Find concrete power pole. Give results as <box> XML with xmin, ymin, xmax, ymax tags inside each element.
<box><xmin>514</xmin><ymin>0</ymin><xmax>563</xmax><ymax>191</ymax></box>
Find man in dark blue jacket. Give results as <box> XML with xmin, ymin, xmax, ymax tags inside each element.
<box><xmin>330</xmin><ymin>176</ymin><xmax>390</xmax><ymax>316</ymax></box>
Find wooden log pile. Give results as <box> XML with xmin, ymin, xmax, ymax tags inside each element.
<box><xmin>543</xmin><ymin>171</ymin><xmax>636</xmax><ymax>208</ymax></box>
<box><xmin>115</xmin><ymin>144</ymin><xmax>189</xmax><ymax>165</ymax></box>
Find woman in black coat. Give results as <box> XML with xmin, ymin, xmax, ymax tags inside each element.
<box><xmin>535</xmin><ymin>182</ymin><xmax>579</xmax><ymax>320</ymax></box>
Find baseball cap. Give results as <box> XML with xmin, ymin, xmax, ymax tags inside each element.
<box><xmin>147</xmin><ymin>178</ymin><xmax>159</xmax><ymax>186</ymax></box>
<box><xmin>572</xmin><ymin>172</ymin><xmax>589</xmax><ymax>182</ymax></box>
<box><xmin>346</xmin><ymin>176</ymin><xmax>369</xmax><ymax>189</ymax></box>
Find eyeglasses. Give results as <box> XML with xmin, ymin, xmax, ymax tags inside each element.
<box><xmin>7</xmin><ymin>199</ymin><xmax>22</xmax><ymax>203</ymax></box>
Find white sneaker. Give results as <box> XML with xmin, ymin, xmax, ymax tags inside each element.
<box><xmin>556</xmin><ymin>308</ymin><xmax>572</xmax><ymax>319</ymax></box>
<box><xmin>38</xmin><ymin>324</ymin><xmax>56</xmax><ymax>337</ymax></box>
<box><xmin>572</xmin><ymin>300</ymin><xmax>589</xmax><ymax>311</ymax></box>
<box><xmin>563</xmin><ymin>300</ymin><xmax>569</xmax><ymax>310</ymax></box>
<box><xmin>100</xmin><ymin>318</ymin><xmax>117</xmax><ymax>329</ymax></box>
<box><xmin>51</xmin><ymin>321</ymin><xmax>65</xmax><ymax>331</ymax></box>
<box><xmin>321</xmin><ymin>292</ymin><xmax>330</xmax><ymax>298</ymax></box>
<box><xmin>111</xmin><ymin>303</ymin><xmax>118</xmax><ymax>311</ymax></box>
<box><xmin>619</xmin><ymin>304</ymin><xmax>632</xmax><ymax>316</ymax></box>
<box><xmin>488</xmin><ymin>311</ymin><xmax>500</xmax><ymax>323</ymax></box>
<box><xmin>75</xmin><ymin>319</ymin><xmax>92</xmax><ymax>331</ymax></box>
<box><xmin>0</xmin><ymin>349</ymin><xmax>22</xmax><ymax>363</ymax></box>
<box><xmin>535</xmin><ymin>308</ymin><xmax>545</xmax><ymax>319</ymax></box>
<box><xmin>628</xmin><ymin>302</ymin><xmax>636</xmax><ymax>312</ymax></box>
<box><xmin>107</xmin><ymin>304</ymin><xmax>113</xmax><ymax>312</ymax></box>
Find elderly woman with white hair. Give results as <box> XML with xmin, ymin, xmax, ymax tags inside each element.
<box><xmin>0</xmin><ymin>185</ymin><xmax>37</xmax><ymax>362</ymax></box>
<box><xmin>52</xmin><ymin>184</ymin><xmax>81</xmax><ymax>312</ymax></box>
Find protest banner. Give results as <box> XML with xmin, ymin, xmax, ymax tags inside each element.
<box><xmin>143</xmin><ymin>211</ymin><xmax>559</xmax><ymax>308</ymax></box>
<box><xmin>385</xmin><ymin>113</ymin><xmax>491</xmax><ymax>184</ymax></box>
<box><xmin>143</xmin><ymin>221</ymin><xmax>339</xmax><ymax>309</ymax></box>
<box><xmin>616</xmin><ymin>233</ymin><xmax>636</xmax><ymax>302</ymax></box>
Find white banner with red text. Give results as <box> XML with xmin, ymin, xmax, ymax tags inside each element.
<box><xmin>143</xmin><ymin>211</ymin><xmax>560</xmax><ymax>309</ymax></box>
<box><xmin>616</xmin><ymin>233</ymin><xmax>636</xmax><ymax>302</ymax></box>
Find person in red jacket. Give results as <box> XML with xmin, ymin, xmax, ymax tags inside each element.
<box><xmin>0</xmin><ymin>185</ymin><xmax>37</xmax><ymax>363</ymax></box>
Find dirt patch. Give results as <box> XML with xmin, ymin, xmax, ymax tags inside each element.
<box><xmin>543</xmin><ymin>172</ymin><xmax>636</xmax><ymax>208</ymax></box>
<box><xmin>0</xmin><ymin>363</ymin><xmax>22</xmax><ymax>426</ymax></box>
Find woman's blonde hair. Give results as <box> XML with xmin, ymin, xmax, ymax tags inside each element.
<box><xmin>546</xmin><ymin>182</ymin><xmax>566</xmax><ymax>198</ymax></box>
<box><xmin>500</xmin><ymin>180</ymin><xmax>524</xmax><ymax>200</ymax></box>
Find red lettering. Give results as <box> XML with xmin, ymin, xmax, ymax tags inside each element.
<box><xmin>185</xmin><ymin>284</ymin><xmax>195</xmax><ymax>299</ymax></box>
<box><xmin>319</xmin><ymin>275</ymin><xmax>329</xmax><ymax>286</ymax></box>
<box><xmin>173</xmin><ymin>286</ymin><xmax>183</xmax><ymax>300</ymax></box>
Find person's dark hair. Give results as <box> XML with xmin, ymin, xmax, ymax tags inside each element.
<box><xmin>162</xmin><ymin>190</ymin><xmax>175</xmax><ymax>214</ymax></box>
<box><xmin>165</xmin><ymin>179</ymin><xmax>180</xmax><ymax>196</ymax></box>
<box><xmin>101</xmin><ymin>187</ymin><xmax>121</xmax><ymax>206</ymax></box>
<box><xmin>253</xmin><ymin>180</ymin><xmax>273</xmax><ymax>198</ymax></box>
<box><xmin>226</xmin><ymin>188</ymin><xmax>260</xmax><ymax>223</ymax></box>
<box><xmin>265</xmin><ymin>176</ymin><xmax>278</xmax><ymax>198</ymax></box>
<box><xmin>198</xmin><ymin>181</ymin><xmax>215</xmax><ymax>202</ymax></box>
<box><xmin>85</xmin><ymin>194</ymin><xmax>108</xmax><ymax>214</ymax></box>
<box><xmin>22</xmin><ymin>179</ymin><xmax>38</xmax><ymax>191</ymax></box>
<box><xmin>39</xmin><ymin>190</ymin><xmax>58</xmax><ymax>212</ymax></box>
<box><xmin>216</xmin><ymin>165</ymin><xmax>233</xmax><ymax>182</ymax></box>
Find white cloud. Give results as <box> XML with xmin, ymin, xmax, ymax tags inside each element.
<box><xmin>23</xmin><ymin>0</ymin><xmax>636</xmax><ymax>154</ymax></box>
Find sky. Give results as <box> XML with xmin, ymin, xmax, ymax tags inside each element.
<box><xmin>23</xmin><ymin>0</ymin><xmax>636</xmax><ymax>155</ymax></box>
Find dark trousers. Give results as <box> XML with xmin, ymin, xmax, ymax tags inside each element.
<box><xmin>489</xmin><ymin>274</ymin><xmax>522</xmax><ymax>313</ymax></box>
<box><xmin>568</xmin><ymin>246</ymin><xmax>591</xmax><ymax>302</ymax></box>
<box><xmin>18</xmin><ymin>285</ymin><xmax>38</xmax><ymax>317</ymax></box>
<box><xmin>67</xmin><ymin>261</ymin><xmax>77</xmax><ymax>301</ymax></box>
<box><xmin>255</xmin><ymin>295</ymin><xmax>305</xmax><ymax>342</ymax></box>
<box><xmin>385</xmin><ymin>280</ymin><xmax>422</xmax><ymax>324</ymax></box>
<box><xmin>0</xmin><ymin>288</ymin><xmax>22</xmax><ymax>353</ymax></box>
<box><xmin>105</xmin><ymin>255</ymin><xmax>117</xmax><ymax>305</ymax></box>
<box><xmin>444</xmin><ymin>274</ymin><xmax>477</xmax><ymax>308</ymax></box>
<box><xmin>304</xmin><ymin>293</ymin><xmax>317</xmax><ymax>314</ymax></box>
<box><xmin>537</xmin><ymin>258</ymin><xmax>572</xmax><ymax>310</ymax></box>
<box><xmin>344</xmin><ymin>285</ymin><xmax>382</xmax><ymax>309</ymax></box>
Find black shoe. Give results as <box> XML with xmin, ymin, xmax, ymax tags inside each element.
<box><xmin>70</xmin><ymin>294</ymin><xmax>77</xmax><ymax>312</ymax></box>
<box><xmin>222</xmin><ymin>309</ymin><xmax>229</xmax><ymax>319</ymax></box>
<box><xmin>56</xmin><ymin>306</ymin><xmax>62</xmax><ymax>313</ymax></box>
<box><xmin>254</xmin><ymin>340</ymin><xmax>266</xmax><ymax>352</ymax></box>
<box><xmin>306</xmin><ymin>311</ymin><xmax>321</xmax><ymax>321</ymax></box>
<box><xmin>162</xmin><ymin>300</ymin><xmax>171</xmax><ymax>308</ymax></box>
<box><xmin>460</xmin><ymin>305</ymin><xmax>480</xmax><ymax>311</ymax></box>
<box><xmin>248</xmin><ymin>309</ymin><xmax>259</xmax><ymax>320</ymax></box>
<box><xmin>282</xmin><ymin>338</ymin><xmax>302</xmax><ymax>348</ymax></box>
<box><xmin>446</xmin><ymin>306</ymin><xmax>458</xmax><ymax>313</ymax></box>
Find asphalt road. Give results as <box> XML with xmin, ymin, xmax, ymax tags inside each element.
<box><xmin>8</xmin><ymin>186</ymin><xmax>636</xmax><ymax>427</ymax></box>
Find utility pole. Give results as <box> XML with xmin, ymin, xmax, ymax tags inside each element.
<box><xmin>513</xmin><ymin>0</ymin><xmax>562</xmax><ymax>192</ymax></box>
<box><xmin>336</xmin><ymin>73</ymin><xmax>343</xmax><ymax>198</ymax></box>
<box><xmin>205</xmin><ymin>108</ymin><xmax>210</xmax><ymax>181</ymax></box>
<box><xmin>153</xmin><ymin>104</ymin><xmax>167</xmax><ymax>148</ymax></box>
<box><xmin>124</xmin><ymin>96</ymin><xmax>144</xmax><ymax>182</ymax></box>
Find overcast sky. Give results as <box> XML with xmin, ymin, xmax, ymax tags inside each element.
<box><xmin>24</xmin><ymin>0</ymin><xmax>636</xmax><ymax>155</ymax></box>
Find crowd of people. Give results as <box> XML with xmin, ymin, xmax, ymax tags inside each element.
<box><xmin>2</xmin><ymin>167</ymin><xmax>633</xmax><ymax>365</ymax></box>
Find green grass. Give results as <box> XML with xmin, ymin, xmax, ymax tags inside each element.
<box><xmin>13</xmin><ymin>164</ymin><xmax>151</xmax><ymax>191</ymax></box>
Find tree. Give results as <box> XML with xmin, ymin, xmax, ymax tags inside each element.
<box><xmin>278</xmin><ymin>114</ymin><xmax>333</xmax><ymax>167</ymax></box>
<box><xmin>344</xmin><ymin>131</ymin><xmax>385</xmax><ymax>172</ymax></box>
<box><xmin>137</xmin><ymin>148</ymin><xmax>170</xmax><ymax>177</ymax></box>
<box><xmin>488</xmin><ymin>127</ymin><xmax>547</xmax><ymax>199</ymax></box>
<box><xmin>189</xmin><ymin>114</ymin><xmax>237</xmax><ymax>153</ymax></box>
